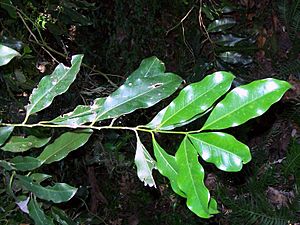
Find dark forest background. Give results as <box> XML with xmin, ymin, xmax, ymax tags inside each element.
<box><xmin>0</xmin><ymin>0</ymin><xmax>300</xmax><ymax>224</ymax></box>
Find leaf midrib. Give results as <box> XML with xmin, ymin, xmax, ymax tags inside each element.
<box><xmin>137</xmin><ymin>139</ymin><xmax>155</xmax><ymax>185</ymax></box>
<box><xmin>158</xmin><ymin>79</ymin><xmax>230</xmax><ymax>129</ymax></box>
<box><xmin>154</xmin><ymin>141</ymin><xmax>177</xmax><ymax>176</ymax></box>
<box><xmin>39</xmin><ymin>135</ymin><xmax>87</xmax><ymax>163</ymax></box>
<box><xmin>96</xmin><ymin>77</ymin><xmax>179</xmax><ymax>121</ymax></box>
<box><xmin>182</xmin><ymin>138</ymin><xmax>204</xmax><ymax>211</ymax></box>
<box><xmin>188</xmin><ymin>134</ymin><xmax>243</xmax><ymax>160</ymax></box>
<box><xmin>202</xmin><ymin>87</ymin><xmax>284</xmax><ymax>130</ymax></box>
<box><xmin>28</xmin><ymin>57</ymin><xmax>80</xmax><ymax>115</ymax></box>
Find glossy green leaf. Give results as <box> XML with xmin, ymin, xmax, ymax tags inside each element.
<box><xmin>28</xmin><ymin>198</ymin><xmax>55</xmax><ymax>225</ymax></box>
<box><xmin>0</xmin><ymin>126</ymin><xmax>14</xmax><ymax>146</ymax></box>
<box><xmin>218</xmin><ymin>51</ymin><xmax>252</xmax><ymax>65</ymax></box>
<box><xmin>208</xmin><ymin>198</ymin><xmax>219</xmax><ymax>214</ymax></box>
<box><xmin>50</xmin><ymin>97</ymin><xmax>106</xmax><ymax>125</ymax></box>
<box><xmin>135</xmin><ymin>134</ymin><xmax>156</xmax><ymax>187</ymax></box>
<box><xmin>92</xmin><ymin>57</ymin><xmax>183</xmax><ymax>123</ymax></box>
<box><xmin>17</xmin><ymin>175</ymin><xmax>77</xmax><ymax>203</ymax></box>
<box><xmin>1</xmin><ymin>135</ymin><xmax>51</xmax><ymax>152</ymax></box>
<box><xmin>175</xmin><ymin>137</ymin><xmax>212</xmax><ymax>218</ymax></box>
<box><xmin>30</xmin><ymin>173</ymin><xmax>52</xmax><ymax>184</ymax></box>
<box><xmin>147</xmin><ymin>71</ymin><xmax>234</xmax><ymax>130</ymax></box>
<box><xmin>0</xmin><ymin>44</ymin><xmax>20</xmax><ymax>66</ymax></box>
<box><xmin>214</xmin><ymin>34</ymin><xmax>246</xmax><ymax>47</ymax></box>
<box><xmin>10</xmin><ymin>156</ymin><xmax>42</xmax><ymax>171</ymax></box>
<box><xmin>188</xmin><ymin>132</ymin><xmax>251</xmax><ymax>172</ymax></box>
<box><xmin>152</xmin><ymin>137</ymin><xmax>185</xmax><ymax>197</ymax></box>
<box><xmin>207</xmin><ymin>18</ymin><xmax>236</xmax><ymax>32</ymax></box>
<box><xmin>202</xmin><ymin>78</ymin><xmax>291</xmax><ymax>130</ymax></box>
<box><xmin>37</xmin><ymin>129</ymin><xmax>92</xmax><ymax>164</ymax></box>
<box><xmin>25</xmin><ymin>54</ymin><xmax>83</xmax><ymax>117</ymax></box>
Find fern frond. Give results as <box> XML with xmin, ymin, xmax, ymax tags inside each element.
<box><xmin>282</xmin><ymin>138</ymin><xmax>300</xmax><ymax>175</ymax></box>
<box><xmin>290</xmin><ymin>10</ymin><xmax>300</xmax><ymax>40</ymax></box>
<box><xmin>222</xmin><ymin>195</ymin><xmax>290</xmax><ymax>225</ymax></box>
<box><xmin>277</xmin><ymin>0</ymin><xmax>290</xmax><ymax>28</ymax></box>
<box><xmin>291</xmin><ymin>0</ymin><xmax>300</xmax><ymax>19</ymax></box>
<box><xmin>277</xmin><ymin>60</ymin><xmax>300</xmax><ymax>79</ymax></box>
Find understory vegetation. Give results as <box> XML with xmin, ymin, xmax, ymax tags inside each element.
<box><xmin>0</xmin><ymin>0</ymin><xmax>300</xmax><ymax>224</ymax></box>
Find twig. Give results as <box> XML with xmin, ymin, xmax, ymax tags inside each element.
<box><xmin>16</xmin><ymin>11</ymin><xmax>60</xmax><ymax>64</ymax></box>
<box><xmin>198</xmin><ymin>0</ymin><xmax>213</xmax><ymax>44</ymax></box>
<box><xmin>166</xmin><ymin>3</ymin><xmax>196</xmax><ymax>36</ymax></box>
<box><xmin>14</xmin><ymin>7</ymin><xmax>119</xmax><ymax>87</ymax></box>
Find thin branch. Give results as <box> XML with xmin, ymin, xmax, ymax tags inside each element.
<box><xmin>14</xmin><ymin>6</ymin><xmax>119</xmax><ymax>87</ymax></box>
<box><xmin>166</xmin><ymin>3</ymin><xmax>196</xmax><ymax>36</ymax></box>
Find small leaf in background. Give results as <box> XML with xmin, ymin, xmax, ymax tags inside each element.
<box><xmin>50</xmin><ymin>97</ymin><xmax>106</xmax><ymax>125</ymax></box>
<box><xmin>37</xmin><ymin>129</ymin><xmax>92</xmax><ymax>164</ymax></box>
<box><xmin>10</xmin><ymin>156</ymin><xmax>42</xmax><ymax>171</ymax></box>
<box><xmin>208</xmin><ymin>198</ymin><xmax>219</xmax><ymax>214</ymax></box>
<box><xmin>135</xmin><ymin>134</ymin><xmax>156</xmax><ymax>188</ymax></box>
<box><xmin>16</xmin><ymin>197</ymin><xmax>30</xmax><ymax>214</ymax></box>
<box><xmin>28</xmin><ymin>197</ymin><xmax>55</xmax><ymax>225</ymax></box>
<box><xmin>92</xmin><ymin>56</ymin><xmax>183</xmax><ymax>122</ymax></box>
<box><xmin>207</xmin><ymin>18</ymin><xmax>236</xmax><ymax>32</ymax></box>
<box><xmin>202</xmin><ymin>78</ymin><xmax>291</xmax><ymax>130</ymax></box>
<box><xmin>25</xmin><ymin>54</ymin><xmax>83</xmax><ymax>118</ymax></box>
<box><xmin>202</xmin><ymin>4</ymin><xmax>215</xmax><ymax>20</ymax></box>
<box><xmin>218</xmin><ymin>51</ymin><xmax>253</xmax><ymax>65</ymax></box>
<box><xmin>0</xmin><ymin>0</ymin><xmax>17</xmax><ymax>18</ymax></box>
<box><xmin>51</xmin><ymin>206</ymin><xmax>76</xmax><ymax>225</ymax></box>
<box><xmin>0</xmin><ymin>160</ymin><xmax>15</xmax><ymax>170</ymax></box>
<box><xmin>0</xmin><ymin>126</ymin><xmax>14</xmax><ymax>146</ymax></box>
<box><xmin>1</xmin><ymin>135</ymin><xmax>51</xmax><ymax>152</ymax></box>
<box><xmin>30</xmin><ymin>173</ymin><xmax>52</xmax><ymax>184</ymax></box>
<box><xmin>175</xmin><ymin>137</ymin><xmax>213</xmax><ymax>218</ymax></box>
<box><xmin>147</xmin><ymin>71</ymin><xmax>234</xmax><ymax>130</ymax></box>
<box><xmin>188</xmin><ymin>132</ymin><xmax>251</xmax><ymax>172</ymax></box>
<box><xmin>214</xmin><ymin>34</ymin><xmax>246</xmax><ymax>47</ymax></box>
<box><xmin>17</xmin><ymin>175</ymin><xmax>77</xmax><ymax>203</ymax></box>
<box><xmin>0</xmin><ymin>44</ymin><xmax>20</xmax><ymax>66</ymax></box>
<box><xmin>152</xmin><ymin>137</ymin><xmax>185</xmax><ymax>197</ymax></box>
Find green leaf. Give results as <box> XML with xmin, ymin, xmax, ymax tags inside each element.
<box><xmin>25</xmin><ymin>54</ymin><xmax>83</xmax><ymax>117</ymax></box>
<box><xmin>10</xmin><ymin>156</ymin><xmax>42</xmax><ymax>171</ymax></box>
<box><xmin>218</xmin><ymin>51</ymin><xmax>252</xmax><ymax>65</ymax></box>
<box><xmin>207</xmin><ymin>18</ymin><xmax>236</xmax><ymax>32</ymax></box>
<box><xmin>92</xmin><ymin>57</ymin><xmax>183</xmax><ymax>122</ymax></box>
<box><xmin>1</xmin><ymin>135</ymin><xmax>51</xmax><ymax>152</ymax></box>
<box><xmin>214</xmin><ymin>34</ymin><xmax>246</xmax><ymax>47</ymax></box>
<box><xmin>0</xmin><ymin>126</ymin><xmax>14</xmax><ymax>146</ymax></box>
<box><xmin>188</xmin><ymin>132</ymin><xmax>251</xmax><ymax>172</ymax></box>
<box><xmin>0</xmin><ymin>44</ymin><xmax>20</xmax><ymax>66</ymax></box>
<box><xmin>0</xmin><ymin>160</ymin><xmax>15</xmax><ymax>170</ymax></box>
<box><xmin>147</xmin><ymin>71</ymin><xmax>234</xmax><ymax>130</ymax></box>
<box><xmin>208</xmin><ymin>198</ymin><xmax>219</xmax><ymax>214</ymax></box>
<box><xmin>51</xmin><ymin>206</ymin><xmax>76</xmax><ymax>225</ymax></box>
<box><xmin>17</xmin><ymin>175</ymin><xmax>77</xmax><ymax>203</ymax></box>
<box><xmin>152</xmin><ymin>137</ymin><xmax>185</xmax><ymax>197</ymax></box>
<box><xmin>202</xmin><ymin>78</ymin><xmax>292</xmax><ymax>130</ymax></box>
<box><xmin>37</xmin><ymin>129</ymin><xmax>92</xmax><ymax>164</ymax></box>
<box><xmin>50</xmin><ymin>97</ymin><xmax>106</xmax><ymax>125</ymax></box>
<box><xmin>135</xmin><ymin>134</ymin><xmax>156</xmax><ymax>187</ymax></box>
<box><xmin>0</xmin><ymin>0</ymin><xmax>17</xmax><ymax>19</ymax></box>
<box><xmin>28</xmin><ymin>197</ymin><xmax>55</xmax><ymax>225</ymax></box>
<box><xmin>30</xmin><ymin>173</ymin><xmax>52</xmax><ymax>184</ymax></box>
<box><xmin>175</xmin><ymin>137</ymin><xmax>212</xmax><ymax>218</ymax></box>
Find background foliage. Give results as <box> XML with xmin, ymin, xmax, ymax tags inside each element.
<box><xmin>0</xmin><ymin>0</ymin><xmax>300</xmax><ymax>224</ymax></box>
